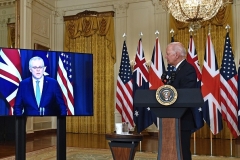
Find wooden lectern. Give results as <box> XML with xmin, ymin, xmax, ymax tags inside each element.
<box><xmin>134</xmin><ymin>88</ymin><xmax>203</xmax><ymax>160</ymax></box>
<box><xmin>105</xmin><ymin>133</ymin><xmax>143</xmax><ymax>160</ymax></box>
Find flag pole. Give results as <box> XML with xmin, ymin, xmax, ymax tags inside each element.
<box><xmin>230</xmin><ymin>134</ymin><xmax>233</xmax><ymax>157</ymax></box>
<box><xmin>193</xmin><ymin>132</ymin><xmax>196</xmax><ymax>155</ymax></box>
<box><xmin>210</xmin><ymin>132</ymin><xmax>213</xmax><ymax>156</ymax></box>
<box><xmin>189</xmin><ymin>27</ymin><xmax>196</xmax><ymax>155</ymax></box>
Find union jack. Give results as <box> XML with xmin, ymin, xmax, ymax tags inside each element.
<box><xmin>0</xmin><ymin>48</ymin><xmax>22</xmax><ymax>115</ymax></box>
<box><xmin>202</xmin><ymin>33</ymin><xmax>222</xmax><ymax>135</ymax></box>
<box><xmin>149</xmin><ymin>37</ymin><xmax>165</xmax><ymax>89</ymax></box>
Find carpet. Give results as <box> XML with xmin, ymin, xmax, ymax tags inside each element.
<box><xmin>1</xmin><ymin>146</ymin><xmax>239</xmax><ymax>160</ymax></box>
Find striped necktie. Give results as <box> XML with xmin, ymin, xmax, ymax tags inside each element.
<box><xmin>36</xmin><ymin>80</ymin><xmax>41</xmax><ymax>106</ymax></box>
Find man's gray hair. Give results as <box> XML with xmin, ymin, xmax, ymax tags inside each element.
<box><xmin>168</xmin><ymin>42</ymin><xmax>186</xmax><ymax>57</ymax></box>
<box><xmin>29</xmin><ymin>56</ymin><xmax>45</xmax><ymax>68</ymax></box>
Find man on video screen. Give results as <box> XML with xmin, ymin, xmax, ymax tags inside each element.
<box><xmin>13</xmin><ymin>56</ymin><xmax>67</xmax><ymax>116</ymax></box>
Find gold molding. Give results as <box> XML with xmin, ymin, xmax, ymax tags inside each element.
<box><xmin>63</xmin><ymin>10</ymin><xmax>114</xmax><ymax>21</ymax></box>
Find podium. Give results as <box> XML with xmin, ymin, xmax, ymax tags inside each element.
<box><xmin>134</xmin><ymin>88</ymin><xmax>203</xmax><ymax>160</ymax></box>
<box><xmin>105</xmin><ymin>133</ymin><xmax>143</xmax><ymax>160</ymax></box>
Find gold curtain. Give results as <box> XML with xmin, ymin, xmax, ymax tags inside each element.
<box><xmin>170</xmin><ymin>5</ymin><xmax>234</xmax><ymax>139</ymax></box>
<box><xmin>64</xmin><ymin>11</ymin><xmax>116</xmax><ymax>134</ymax></box>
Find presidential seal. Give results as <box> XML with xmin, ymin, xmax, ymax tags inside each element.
<box><xmin>156</xmin><ymin>85</ymin><xmax>178</xmax><ymax>106</ymax></box>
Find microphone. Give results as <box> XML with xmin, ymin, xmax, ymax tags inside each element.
<box><xmin>40</xmin><ymin>107</ymin><xmax>45</xmax><ymax>116</ymax></box>
<box><xmin>167</xmin><ymin>71</ymin><xmax>176</xmax><ymax>85</ymax></box>
<box><xmin>161</xmin><ymin>72</ymin><xmax>168</xmax><ymax>84</ymax></box>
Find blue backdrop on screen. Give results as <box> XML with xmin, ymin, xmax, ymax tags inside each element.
<box><xmin>0</xmin><ymin>48</ymin><xmax>93</xmax><ymax>116</ymax></box>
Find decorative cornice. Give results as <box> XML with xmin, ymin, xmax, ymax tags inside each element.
<box><xmin>0</xmin><ymin>0</ymin><xmax>15</xmax><ymax>7</ymax></box>
<box><xmin>34</xmin><ymin>0</ymin><xmax>55</xmax><ymax>11</ymax></box>
<box><xmin>152</xmin><ymin>0</ymin><xmax>166</xmax><ymax>14</ymax></box>
<box><xmin>63</xmin><ymin>10</ymin><xmax>114</xmax><ymax>21</ymax></box>
<box><xmin>57</xmin><ymin>0</ymin><xmax>150</xmax><ymax>14</ymax></box>
<box><xmin>113</xmin><ymin>2</ymin><xmax>128</xmax><ymax>18</ymax></box>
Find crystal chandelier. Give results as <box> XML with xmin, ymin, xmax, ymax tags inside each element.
<box><xmin>160</xmin><ymin>0</ymin><xmax>230</xmax><ymax>23</ymax></box>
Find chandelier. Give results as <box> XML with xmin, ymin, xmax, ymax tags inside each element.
<box><xmin>160</xmin><ymin>0</ymin><xmax>230</xmax><ymax>23</ymax></box>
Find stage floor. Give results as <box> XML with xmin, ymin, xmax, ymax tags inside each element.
<box><xmin>0</xmin><ymin>132</ymin><xmax>239</xmax><ymax>159</ymax></box>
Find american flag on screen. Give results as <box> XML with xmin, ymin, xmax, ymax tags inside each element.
<box><xmin>220</xmin><ymin>32</ymin><xmax>239</xmax><ymax>138</ymax></box>
<box><xmin>116</xmin><ymin>40</ymin><xmax>134</xmax><ymax>129</ymax></box>
<box><xmin>57</xmin><ymin>53</ymin><xmax>74</xmax><ymax>115</ymax></box>
<box><xmin>186</xmin><ymin>35</ymin><xmax>204</xmax><ymax>131</ymax></box>
<box><xmin>201</xmin><ymin>33</ymin><xmax>222</xmax><ymax>135</ymax></box>
<box><xmin>0</xmin><ymin>48</ymin><xmax>22</xmax><ymax>115</ymax></box>
<box><xmin>149</xmin><ymin>37</ymin><xmax>165</xmax><ymax>89</ymax></box>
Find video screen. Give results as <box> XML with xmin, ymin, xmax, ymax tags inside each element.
<box><xmin>0</xmin><ymin>48</ymin><xmax>93</xmax><ymax>116</ymax></box>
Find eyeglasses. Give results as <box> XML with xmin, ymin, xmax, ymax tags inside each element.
<box><xmin>31</xmin><ymin>66</ymin><xmax>45</xmax><ymax>70</ymax></box>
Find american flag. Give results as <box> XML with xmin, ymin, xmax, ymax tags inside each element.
<box><xmin>201</xmin><ymin>33</ymin><xmax>222</xmax><ymax>135</ymax></box>
<box><xmin>238</xmin><ymin>62</ymin><xmax>240</xmax><ymax>131</ymax></box>
<box><xmin>116</xmin><ymin>40</ymin><xmax>134</xmax><ymax>129</ymax></box>
<box><xmin>186</xmin><ymin>35</ymin><xmax>204</xmax><ymax>131</ymax></box>
<box><xmin>220</xmin><ymin>32</ymin><xmax>239</xmax><ymax>138</ymax></box>
<box><xmin>0</xmin><ymin>48</ymin><xmax>22</xmax><ymax>115</ymax></box>
<box><xmin>133</xmin><ymin>38</ymin><xmax>154</xmax><ymax>133</ymax></box>
<box><xmin>57</xmin><ymin>53</ymin><xmax>74</xmax><ymax>115</ymax></box>
<box><xmin>149</xmin><ymin>37</ymin><xmax>165</xmax><ymax>89</ymax></box>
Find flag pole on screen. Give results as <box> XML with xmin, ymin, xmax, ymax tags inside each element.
<box><xmin>116</xmin><ymin>34</ymin><xmax>134</xmax><ymax>129</ymax></box>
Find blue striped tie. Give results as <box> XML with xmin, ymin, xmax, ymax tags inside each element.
<box><xmin>36</xmin><ymin>80</ymin><xmax>41</xmax><ymax>106</ymax></box>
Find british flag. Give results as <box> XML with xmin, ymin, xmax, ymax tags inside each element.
<box><xmin>0</xmin><ymin>48</ymin><xmax>22</xmax><ymax>115</ymax></box>
<box><xmin>220</xmin><ymin>32</ymin><xmax>239</xmax><ymax>138</ymax></box>
<box><xmin>57</xmin><ymin>53</ymin><xmax>74</xmax><ymax>115</ymax></box>
<box><xmin>201</xmin><ymin>34</ymin><xmax>222</xmax><ymax>135</ymax></box>
<box><xmin>116</xmin><ymin>40</ymin><xmax>134</xmax><ymax>129</ymax></box>
<box><xmin>149</xmin><ymin>37</ymin><xmax>165</xmax><ymax>89</ymax></box>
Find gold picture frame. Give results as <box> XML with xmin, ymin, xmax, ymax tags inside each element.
<box><xmin>34</xmin><ymin>43</ymin><xmax>50</xmax><ymax>51</ymax></box>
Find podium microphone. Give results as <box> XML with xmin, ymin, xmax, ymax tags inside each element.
<box><xmin>167</xmin><ymin>71</ymin><xmax>176</xmax><ymax>85</ymax></box>
<box><xmin>161</xmin><ymin>72</ymin><xmax>168</xmax><ymax>85</ymax></box>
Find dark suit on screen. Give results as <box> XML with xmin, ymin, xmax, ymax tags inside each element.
<box><xmin>13</xmin><ymin>76</ymin><xmax>67</xmax><ymax>116</ymax></box>
<box><xmin>170</xmin><ymin>59</ymin><xmax>197</xmax><ymax>160</ymax></box>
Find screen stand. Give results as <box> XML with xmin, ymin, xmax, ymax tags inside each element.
<box><xmin>57</xmin><ymin>116</ymin><xmax>66</xmax><ymax>160</ymax></box>
<box><xmin>15</xmin><ymin>116</ymin><xmax>66</xmax><ymax>160</ymax></box>
<box><xmin>15</xmin><ymin>116</ymin><xmax>26</xmax><ymax>160</ymax></box>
